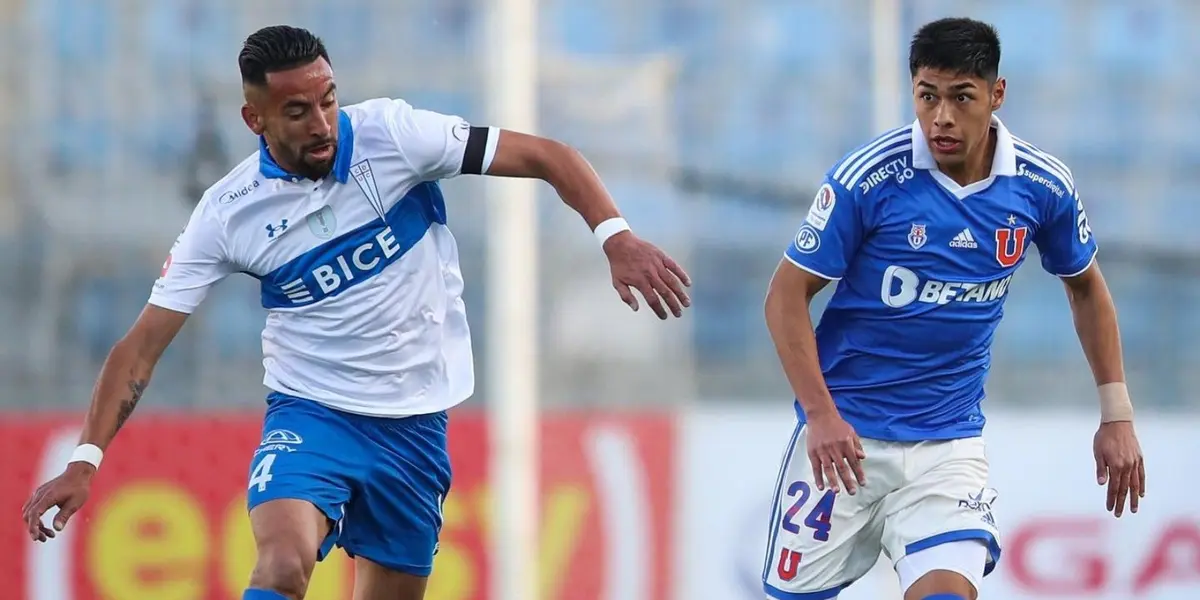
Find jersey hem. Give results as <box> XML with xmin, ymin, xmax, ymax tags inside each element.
<box><xmin>263</xmin><ymin>382</ymin><xmax>471</xmax><ymax>418</ymax></box>
<box><xmin>793</xmin><ymin>401</ymin><xmax>984</xmax><ymax>442</ymax></box>
<box><xmin>1052</xmin><ymin>249</ymin><xmax>1097</xmax><ymax>278</ymax></box>
<box><xmin>782</xmin><ymin>255</ymin><xmax>842</xmax><ymax>281</ymax></box>
<box><xmin>147</xmin><ymin>295</ymin><xmax>198</xmax><ymax>314</ymax></box>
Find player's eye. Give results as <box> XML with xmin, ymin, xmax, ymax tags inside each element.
<box><xmin>957</xmin><ymin>94</ymin><xmax>971</xmax><ymax>103</ymax></box>
<box><xmin>920</xmin><ymin>93</ymin><xmax>936</xmax><ymax>102</ymax></box>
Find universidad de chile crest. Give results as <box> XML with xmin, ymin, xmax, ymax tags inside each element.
<box><xmin>908</xmin><ymin>223</ymin><xmax>928</xmax><ymax>250</ymax></box>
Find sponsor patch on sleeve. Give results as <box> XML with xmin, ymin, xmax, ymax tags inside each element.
<box><xmin>804</xmin><ymin>184</ymin><xmax>836</xmax><ymax>231</ymax></box>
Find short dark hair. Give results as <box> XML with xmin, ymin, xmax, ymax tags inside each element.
<box><xmin>909</xmin><ymin>18</ymin><xmax>1001</xmax><ymax>81</ymax></box>
<box><xmin>239</xmin><ymin>25</ymin><xmax>330</xmax><ymax>86</ymax></box>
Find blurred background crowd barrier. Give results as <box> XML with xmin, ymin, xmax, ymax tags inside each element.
<box><xmin>0</xmin><ymin>1</ymin><xmax>1197</xmax><ymax>599</ymax></box>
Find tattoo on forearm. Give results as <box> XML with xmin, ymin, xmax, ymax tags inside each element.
<box><xmin>113</xmin><ymin>379</ymin><xmax>148</xmax><ymax>435</ymax></box>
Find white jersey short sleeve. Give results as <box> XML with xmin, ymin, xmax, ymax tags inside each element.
<box><xmin>148</xmin><ymin>199</ymin><xmax>234</xmax><ymax>314</ymax></box>
<box><xmin>381</xmin><ymin>98</ymin><xmax>499</xmax><ymax>180</ymax></box>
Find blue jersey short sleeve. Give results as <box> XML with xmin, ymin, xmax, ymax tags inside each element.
<box><xmin>1035</xmin><ymin>188</ymin><xmax>1098</xmax><ymax>277</ymax></box>
<box><xmin>784</xmin><ymin>178</ymin><xmax>864</xmax><ymax>280</ymax></box>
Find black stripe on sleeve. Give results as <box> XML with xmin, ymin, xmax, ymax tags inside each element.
<box><xmin>461</xmin><ymin>126</ymin><xmax>491</xmax><ymax>175</ymax></box>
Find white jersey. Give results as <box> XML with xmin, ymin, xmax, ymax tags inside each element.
<box><xmin>149</xmin><ymin>98</ymin><xmax>498</xmax><ymax>417</ymax></box>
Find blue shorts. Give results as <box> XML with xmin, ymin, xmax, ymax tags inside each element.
<box><xmin>246</xmin><ymin>392</ymin><xmax>452</xmax><ymax>576</ymax></box>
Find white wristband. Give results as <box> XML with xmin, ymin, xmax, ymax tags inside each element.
<box><xmin>1098</xmin><ymin>382</ymin><xmax>1134</xmax><ymax>423</ymax></box>
<box><xmin>68</xmin><ymin>444</ymin><xmax>104</xmax><ymax>469</ymax></box>
<box><xmin>593</xmin><ymin>217</ymin><xmax>631</xmax><ymax>246</ymax></box>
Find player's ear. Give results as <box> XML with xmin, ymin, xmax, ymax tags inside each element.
<box><xmin>241</xmin><ymin>103</ymin><xmax>265</xmax><ymax>136</ymax></box>
<box><xmin>990</xmin><ymin>77</ymin><xmax>1006</xmax><ymax>112</ymax></box>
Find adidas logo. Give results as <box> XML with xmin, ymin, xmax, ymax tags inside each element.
<box><xmin>949</xmin><ymin>228</ymin><xmax>978</xmax><ymax>249</ymax></box>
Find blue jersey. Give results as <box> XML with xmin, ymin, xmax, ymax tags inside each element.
<box><xmin>784</xmin><ymin>117</ymin><xmax>1097</xmax><ymax>442</ymax></box>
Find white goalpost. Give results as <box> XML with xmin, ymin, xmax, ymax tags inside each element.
<box><xmin>483</xmin><ymin>0</ymin><xmax>540</xmax><ymax>599</ymax></box>
<box><xmin>871</xmin><ymin>0</ymin><xmax>904</xmax><ymax>133</ymax></box>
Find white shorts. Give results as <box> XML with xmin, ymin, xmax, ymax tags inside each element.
<box><xmin>761</xmin><ymin>421</ymin><xmax>1001</xmax><ymax>599</ymax></box>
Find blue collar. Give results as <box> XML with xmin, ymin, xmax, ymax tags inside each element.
<box><xmin>258</xmin><ymin>109</ymin><xmax>355</xmax><ymax>183</ymax></box>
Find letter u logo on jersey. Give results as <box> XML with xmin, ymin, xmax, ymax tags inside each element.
<box><xmin>994</xmin><ymin>227</ymin><xmax>1029</xmax><ymax>267</ymax></box>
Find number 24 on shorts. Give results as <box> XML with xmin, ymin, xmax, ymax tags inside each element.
<box><xmin>782</xmin><ymin>480</ymin><xmax>836</xmax><ymax>542</ymax></box>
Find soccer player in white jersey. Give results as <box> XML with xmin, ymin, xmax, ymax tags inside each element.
<box><xmin>760</xmin><ymin>18</ymin><xmax>1145</xmax><ymax>600</ymax></box>
<box><xmin>22</xmin><ymin>25</ymin><xmax>691</xmax><ymax>600</ymax></box>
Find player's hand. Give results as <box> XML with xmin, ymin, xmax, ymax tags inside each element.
<box><xmin>1093</xmin><ymin>421</ymin><xmax>1144</xmax><ymax>518</ymax></box>
<box><xmin>805</xmin><ymin>412</ymin><xmax>867</xmax><ymax>495</ymax></box>
<box><xmin>603</xmin><ymin>231</ymin><xmax>691</xmax><ymax>319</ymax></box>
<box><xmin>21</xmin><ymin>463</ymin><xmax>95</xmax><ymax>542</ymax></box>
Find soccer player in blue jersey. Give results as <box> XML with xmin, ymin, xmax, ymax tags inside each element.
<box><xmin>21</xmin><ymin>25</ymin><xmax>691</xmax><ymax>600</ymax></box>
<box><xmin>760</xmin><ymin>18</ymin><xmax>1145</xmax><ymax>600</ymax></box>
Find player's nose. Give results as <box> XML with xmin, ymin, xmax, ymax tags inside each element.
<box><xmin>308</xmin><ymin>111</ymin><xmax>334</xmax><ymax>138</ymax></box>
<box><xmin>932</xmin><ymin>103</ymin><xmax>955</xmax><ymax>129</ymax></box>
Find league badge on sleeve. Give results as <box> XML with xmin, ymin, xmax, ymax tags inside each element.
<box><xmin>907</xmin><ymin>223</ymin><xmax>928</xmax><ymax>250</ymax></box>
<box><xmin>805</xmin><ymin>184</ymin><xmax>837</xmax><ymax>231</ymax></box>
<box><xmin>451</xmin><ymin>121</ymin><xmax>471</xmax><ymax>142</ymax></box>
<box><xmin>794</xmin><ymin>224</ymin><xmax>821</xmax><ymax>254</ymax></box>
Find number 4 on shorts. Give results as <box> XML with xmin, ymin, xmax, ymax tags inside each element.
<box><xmin>249</xmin><ymin>453</ymin><xmax>277</xmax><ymax>492</ymax></box>
<box><xmin>781</xmin><ymin>481</ymin><xmax>835</xmax><ymax>542</ymax></box>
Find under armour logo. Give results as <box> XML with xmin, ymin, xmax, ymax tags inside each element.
<box><xmin>266</xmin><ymin>219</ymin><xmax>289</xmax><ymax>239</ymax></box>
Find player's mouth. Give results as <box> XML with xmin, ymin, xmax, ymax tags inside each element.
<box><xmin>930</xmin><ymin>136</ymin><xmax>962</xmax><ymax>154</ymax></box>
<box><xmin>305</xmin><ymin>142</ymin><xmax>335</xmax><ymax>161</ymax></box>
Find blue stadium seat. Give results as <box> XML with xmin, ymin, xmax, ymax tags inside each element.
<box><xmin>312</xmin><ymin>1</ymin><xmax>379</xmax><ymax>65</ymax></box>
<box><xmin>550</xmin><ymin>1</ymin><xmax>625</xmax><ymax>54</ymax></box>
<box><xmin>202</xmin><ymin>277</ymin><xmax>268</xmax><ymax>360</ymax></box>
<box><xmin>140</xmin><ymin>0</ymin><xmax>236</xmax><ymax>77</ymax></box>
<box><xmin>793</xmin><ymin>1</ymin><xmax>866</xmax><ymax>63</ymax></box>
<box><xmin>32</xmin><ymin>0</ymin><xmax>112</xmax><ymax>62</ymax></box>
<box><xmin>1089</xmin><ymin>3</ymin><xmax>1182</xmax><ymax>77</ymax></box>
<box><xmin>69</xmin><ymin>265</ymin><xmax>151</xmax><ymax>360</ymax></box>
<box><xmin>978</xmin><ymin>0</ymin><xmax>1068</xmax><ymax>74</ymax></box>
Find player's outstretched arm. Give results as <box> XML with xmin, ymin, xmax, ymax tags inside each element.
<box><xmin>765</xmin><ymin>261</ymin><xmax>866</xmax><ymax>494</ymax></box>
<box><xmin>21</xmin><ymin>305</ymin><xmax>188</xmax><ymax>541</ymax></box>
<box><xmin>485</xmin><ymin>129</ymin><xmax>691</xmax><ymax>319</ymax></box>
<box><xmin>1061</xmin><ymin>263</ymin><xmax>1145</xmax><ymax>518</ymax></box>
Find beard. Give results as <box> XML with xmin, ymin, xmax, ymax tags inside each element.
<box><xmin>287</xmin><ymin>139</ymin><xmax>337</xmax><ymax>181</ymax></box>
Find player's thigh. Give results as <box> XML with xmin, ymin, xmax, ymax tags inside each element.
<box><xmin>339</xmin><ymin>410</ymin><xmax>452</xmax><ymax>578</ymax></box>
<box><xmin>247</xmin><ymin>394</ymin><xmax>366</xmax><ymax>564</ymax></box>
<box><xmin>762</xmin><ymin>422</ymin><xmax>894</xmax><ymax>599</ymax></box>
<box><xmin>352</xmin><ymin>557</ymin><xmax>429</xmax><ymax>600</ymax></box>
<box><xmin>248</xmin><ymin>499</ymin><xmax>332</xmax><ymax>586</ymax></box>
<box><xmin>882</xmin><ymin>436</ymin><xmax>1001</xmax><ymax>596</ymax></box>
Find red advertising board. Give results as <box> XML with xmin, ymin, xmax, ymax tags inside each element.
<box><xmin>0</xmin><ymin>411</ymin><xmax>675</xmax><ymax>600</ymax></box>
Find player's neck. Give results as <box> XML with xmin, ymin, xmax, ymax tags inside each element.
<box><xmin>938</xmin><ymin>128</ymin><xmax>997</xmax><ymax>188</ymax></box>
